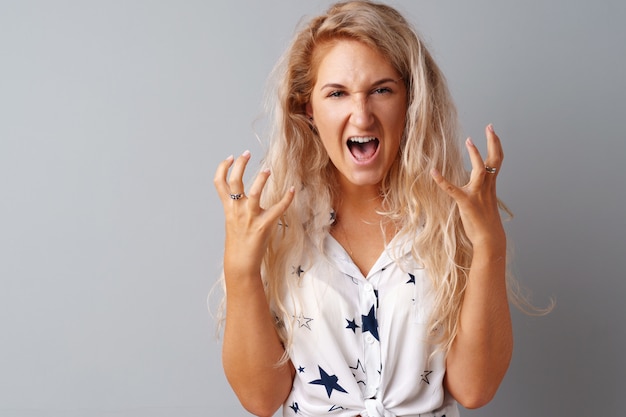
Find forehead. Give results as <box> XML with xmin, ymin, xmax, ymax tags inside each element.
<box><xmin>312</xmin><ymin>39</ymin><xmax>400</xmax><ymax>86</ymax></box>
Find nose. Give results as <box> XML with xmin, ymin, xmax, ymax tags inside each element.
<box><xmin>349</xmin><ymin>94</ymin><xmax>374</xmax><ymax>128</ymax></box>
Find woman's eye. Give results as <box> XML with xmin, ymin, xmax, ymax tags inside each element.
<box><xmin>328</xmin><ymin>90</ymin><xmax>345</xmax><ymax>98</ymax></box>
<box><xmin>373</xmin><ymin>87</ymin><xmax>392</xmax><ymax>95</ymax></box>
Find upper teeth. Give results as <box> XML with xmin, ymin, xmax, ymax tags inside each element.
<box><xmin>349</xmin><ymin>136</ymin><xmax>376</xmax><ymax>143</ymax></box>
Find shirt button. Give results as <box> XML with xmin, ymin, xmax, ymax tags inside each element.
<box><xmin>364</xmin><ymin>283</ymin><xmax>374</xmax><ymax>293</ymax></box>
<box><xmin>365</xmin><ymin>334</ymin><xmax>375</xmax><ymax>344</ymax></box>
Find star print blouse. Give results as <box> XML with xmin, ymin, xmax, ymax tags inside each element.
<box><xmin>279</xmin><ymin>234</ymin><xmax>459</xmax><ymax>417</ymax></box>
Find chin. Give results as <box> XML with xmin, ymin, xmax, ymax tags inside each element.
<box><xmin>347</xmin><ymin>173</ymin><xmax>385</xmax><ymax>188</ymax></box>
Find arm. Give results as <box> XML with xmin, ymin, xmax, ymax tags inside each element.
<box><xmin>444</xmin><ymin>238</ymin><xmax>512</xmax><ymax>408</ymax></box>
<box><xmin>431</xmin><ymin>124</ymin><xmax>513</xmax><ymax>408</ymax></box>
<box><xmin>214</xmin><ymin>151</ymin><xmax>296</xmax><ymax>417</ymax></box>
<box><xmin>222</xmin><ymin>273</ymin><xmax>295</xmax><ymax>416</ymax></box>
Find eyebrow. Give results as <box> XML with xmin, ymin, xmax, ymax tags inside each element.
<box><xmin>318</xmin><ymin>77</ymin><xmax>402</xmax><ymax>91</ymax></box>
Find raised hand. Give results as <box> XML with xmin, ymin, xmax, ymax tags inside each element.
<box><xmin>214</xmin><ymin>150</ymin><xmax>297</xmax><ymax>412</ymax></box>
<box><xmin>213</xmin><ymin>150</ymin><xmax>295</xmax><ymax>279</ymax></box>
<box><xmin>433</xmin><ymin>125</ymin><xmax>512</xmax><ymax>406</ymax></box>
<box><xmin>431</xmin><ymin>124</ymin><xmax>505</xmax><ymax>251</ymax></box>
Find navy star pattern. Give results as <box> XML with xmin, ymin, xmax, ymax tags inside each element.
<box><xmin>361</xmin><ymin>305</ymin><xmax>379</xmax><ymax>341</ymax></box>
<box><xmin>287</xmin><ymin>256</ymin><xmax>443</xmax><ymax>410</ymax></box>
<box><xmin>349</xmin><ymin>358</ymin><xmax>366</xmax><ymax>386</ymax></box>
<box><xmin>421</xmin><ymin>370</ymin><xmax>433</xmax><ymax>384</ymax></box>
<box><xmin>309</xmin><ymin>366</ymin><xmax>348</xmax><ymax>398</ymax></box>
<box><xmin>345</xmin><ymin>318</ymin><xmax>359</xmax><ymax>333</ymax></box>
<box><xmin>292</xmin><ymin>265</ymin><xmax>305</xmax><ymax>278</ymax></box>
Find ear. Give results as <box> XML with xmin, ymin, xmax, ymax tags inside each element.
<box><xmin>305</xmin><ymin>102</ymin><xmax>313</xmax><ymax>119</ymax></box>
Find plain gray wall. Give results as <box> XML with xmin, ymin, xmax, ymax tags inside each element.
<box><xmin>1</xmin><ymin>1</ymin><xmax>624</xmax><ymax>416</ymax></box>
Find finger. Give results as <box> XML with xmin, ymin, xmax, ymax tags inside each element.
<box><xmin>465</xmin><ymin>137</ymin><xmax>487</xmax><ymax>188</ymax></box>
<box><xmin>247</xmin><ymin>168</ymin><xmax>271</xmax><ymax>208</ymax></box>
<box><xmin>431</xmin><ymin>168</ymin><xmax>465</xmax><ymax>203</ymax></box>
<box><xmin>228</xmin><ymin>150</ymin><xmax>251</xmax><ymax>194</ymax></box>
<box><xmin>265</xmin><ymin>186</ymin><xmax>296</xmax><ymax>221</ymax></box>
<box><xmin>484</xmin><ymin>124</ymin><xmax>504</xmax><ymax>172</ymax></box>
<box><xmin>213</xmin><ymin>155</ymin><xmax>235</xmax><ymax>202</ymax></box>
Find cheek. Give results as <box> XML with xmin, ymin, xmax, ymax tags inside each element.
<box><xmin>314</xmin><ymin>114</ymin><xmax>344</xmax><ymax>145</ymax></box>
<box><xmin>318</xmin><ymin>134</ymin><xmax>342</xmax><ymax>158</ymax></box>
<box><xmin>384</xmin><ymin>113</ymin><xmax>406</xmax><ymax>156</ymax></box>
<box><xmin>383</xmin><ymin>108</ymin><xmax>406</xmax><ymax>134</ymax></box>
<box><xmin>315</xmin><ymin>105</ymin><xmax>342</xmax><ymax>126</ymax></box>
<box><xmin>391</xmin><ymin>106</ymin><xmax>407</xmax><ymax>137</ymax></box>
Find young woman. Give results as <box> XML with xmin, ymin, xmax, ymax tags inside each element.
<box><xmin>214</xmin><ymin>2</ymin><xmax>512</xmax><ymax>416</ymax></box>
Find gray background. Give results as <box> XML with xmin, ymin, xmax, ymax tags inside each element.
<box><xmin>1</xmin><ymin>0</ymin><xmax>624</xmax><ymax>416</ymax></box>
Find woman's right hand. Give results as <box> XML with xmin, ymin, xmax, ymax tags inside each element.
<box><xmin>213</xmin><ymin>150</ymin><xmax>295</xmax><ymax>279</ymax></box>
<box><xmin>214</xmin><ymin>150</ymin><xmax>296</xmax><ymax>415</ymax></box>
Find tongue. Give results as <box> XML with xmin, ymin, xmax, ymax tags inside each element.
<box><xmin>349</xmin><ymin>140</ymin><xmax>377</xmax><ymax>160</ymax></box>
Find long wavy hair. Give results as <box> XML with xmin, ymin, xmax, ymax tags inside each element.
<box><xmin>217</xmin><ymin>1</ymin><xmax>538</xmax><ymax>358</ymax></box>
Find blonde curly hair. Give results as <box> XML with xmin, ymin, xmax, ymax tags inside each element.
<box><xmin>217</xmin><ymin>1</ymin><xmax>539</xmax><ymax>360</ymax></box>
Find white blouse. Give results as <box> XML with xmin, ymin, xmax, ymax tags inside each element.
<box><xmin>280</xmin><ymin>234</ymin><xmax>459</xmax><ymax>417</ymax></box>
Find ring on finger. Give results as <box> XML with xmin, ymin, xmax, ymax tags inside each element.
<box><xmin>229</xmin><ymin>193</ymin><xmax>244</xmax><ymax>200</ymax></box>
<box><xmin>485</xmin><ymin>166</ymin><xmax>497</xmax><ymax>174</ymax></box>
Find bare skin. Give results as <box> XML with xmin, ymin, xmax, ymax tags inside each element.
<box><xmin>307</xmin><ymin>40</ymin><xmax>406</xmax><ymax>276</ymax></box>
<box><xmin>214</xmin><ymin>151</ymin><xmax>295</xmax><ymax>417</ymax></box>
<box><xmin>214</xmin><ymin>126</ymin><xmax>512</xmax><ymax>413</ymax></box>
<box><xmin>432</xmin><ymin>125</ymin><xmax>513</xmax><ymax>408</ymax></box>
<box><xmin>214</xmin><ymin>39</ymin><xmax>512</xmax><ymax>414</ymax></box>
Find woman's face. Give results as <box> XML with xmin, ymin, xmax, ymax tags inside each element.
<box><xmin>307</xmin><ymin>40</ymin><xmax>407</xmax><ymax>191</ymax></box>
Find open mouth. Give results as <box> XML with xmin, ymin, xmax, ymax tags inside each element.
<box><xmin>347</xmin><ymin>136</ymin><xmax>379</xmax><ymax>161</ymax></box>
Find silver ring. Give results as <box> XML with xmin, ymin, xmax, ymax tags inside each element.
<box><xmin>229</xmin><ymin>193</ymin><xmax>244</xmax><ymax>200</ymax></box>
<box><xmin>485</xmin><ymin>166</ymin><xmax>497</xmax><ymax>174</ymax></box>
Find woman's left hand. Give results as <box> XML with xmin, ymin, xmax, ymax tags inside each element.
<box><xmin>432</xmin><ymin>124</ymin><xmax>512</xmax><ymax>408</ymax></box>
<box><xmin>431</xmin><ymin>124</ymin><xmax>505</xmax><ymax>250</ymax></box>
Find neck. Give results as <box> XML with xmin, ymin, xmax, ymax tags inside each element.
<box><xmin>332</xmin><ymin>192</ymin><xmax>388</xmax><ymax>237</ymax></box>
<box><xmin>335</xmin><ymin>190</ymin><xmax>383</xmax><ymax>223</ymax></box>
<box><xmin>335</xmin><ymin>174</ymin><xmax>383</xmax><ymax>211</ymax></box>
<box><xmin>330</xmin><ymin>182</ymin><xmax>396</xmax><ymax>276</ymax></box>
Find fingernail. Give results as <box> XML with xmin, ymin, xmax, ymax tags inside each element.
<box><xmin>466</xmin><ymin>137</ymin><xmax>474</xmax><ymax>147</ymax></box>
<box><xmin>226</xmin><ymin>154</ymin><xmax>234</xmax><ymax>161</ymax></box>
<box><xmin>242</xmin><ymin>150</ymin><xmax>251</xmax><ymax>157</ymax></box>
<box><xmin>488</xmin><ymin>124</ymin><xmax>494</xmax><ymax>132</ymax></box>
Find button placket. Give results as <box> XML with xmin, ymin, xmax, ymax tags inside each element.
<box><xmin>360</xmin><ymin>272</ymin><xmax>382</xmax><ymax>399</ymax></box>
